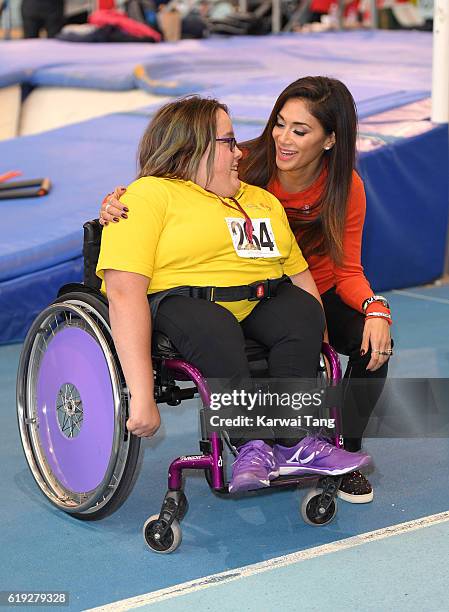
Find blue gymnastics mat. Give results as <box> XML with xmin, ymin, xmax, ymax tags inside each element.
<box><xmin>0</xmin><ymin>30</ymin><xmax>432</xmax><ymax>98</ymax></box>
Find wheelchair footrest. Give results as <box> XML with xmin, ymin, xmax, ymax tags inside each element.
<box><xmin>269</xmin><ymin>474</ymin><xmax>319</xmax><ymax>488</ymax></box>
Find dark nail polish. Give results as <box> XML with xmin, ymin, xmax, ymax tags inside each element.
<box><xmin>121</xmin><ymin>213</ymin><xmax>128</xmax><ymax>219</ymax></box>
<box><xmin>123</xmin><ymin>207</ymin><xmax>129</xmax><ymax>212</ymax></box>
<box><xmin>113</xmin><ymin>217</ymin><xmax>119</xmax><ymax>222</ymax></box>
<box><xmin>360</xmin><ymin>349</ymin><xmax>365</xmax><ymax>356</ymax></box>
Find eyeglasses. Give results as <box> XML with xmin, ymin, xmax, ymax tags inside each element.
<box><xmin>215</xmin><ymin>137</ymin><xmax>237</xmax><ymax>152</ymax></box>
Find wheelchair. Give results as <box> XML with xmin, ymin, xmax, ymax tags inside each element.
<box><xmin>17</xmin><ymin>220</ymin><xmax>344</xmax><ymax>554</ymax></box>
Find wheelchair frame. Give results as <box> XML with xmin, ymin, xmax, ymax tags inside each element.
<box><xmin>17</xmin><ymin>220</ymin><xmax>344</xmax><ymax>553</ymax></box>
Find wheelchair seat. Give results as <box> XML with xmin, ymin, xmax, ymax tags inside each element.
<box><xmin>152</xmin><ymin>330</ymin><xmax>269</xmax><ymax>363</ymax></box>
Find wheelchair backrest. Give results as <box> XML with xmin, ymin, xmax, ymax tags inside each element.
<box><xmin>83</xmin><ymin>219</ymin><xmax>103</xmax><ymax>290</ymax></box>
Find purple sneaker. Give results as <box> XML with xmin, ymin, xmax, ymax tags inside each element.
<box><xmin>229</xmin><ymin>440</ymin><xmax>280</xmax><ymax>493</ymax></box>
<box><xmin>274</xmin><ymin>436</ymin><xmax>371</xmax><ymax>477</ymax></box>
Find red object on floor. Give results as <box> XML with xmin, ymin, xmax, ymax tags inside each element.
<box><xmin>310</xmin><ymin>0</ymin><xmax>333</xmax><ymax>12</ymax></box>
<box><xmin>89</xmin><ymin>9</ymin><xmax>162</xmax><ymax>41</ymax></box>
<box><xmin>0</xmin><ymin>171</ymin><xmax>22</xmax><ymax>183</ymax></box>
<box><xmin>310</xmin><ymin>0</ymin><xmax>361</xmax><ymax>17</ymax></box>
<box><xmin>97</xmin><ymin>0</ymin><xmax>116</xmax><ymax>9</ymax></box>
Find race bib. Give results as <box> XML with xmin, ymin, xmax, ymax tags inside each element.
<box><xmin>225</xmin><ymin>217</ymin><xmax>281</xmax><ymax>258</ymax></box>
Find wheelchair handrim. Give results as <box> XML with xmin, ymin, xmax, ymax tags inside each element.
<box><xmin>17</xmin><ymin>302</ymin><xmax>131</xmax><ymax>515</ymax></box>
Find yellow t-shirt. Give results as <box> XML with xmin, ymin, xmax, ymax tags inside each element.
<box><xmin>96</xmin><ymin>177</ymin><xmax>308</xmax><ymax>321</ymax></box>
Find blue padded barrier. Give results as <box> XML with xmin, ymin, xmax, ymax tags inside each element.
<box><xmin>133</xmin><ymin>56</ymin><xmax>264</xmax><ymax>95</ymax></box>
<box><xmin>0</xmin><ymin>38</ymin><xmax>203</xmax><ymax>80</ymax></box>
<box><xmin>0</xmin><ymin>113</ymin><xmax>146</xmax><ymax>285</ymax></box>
<box><xmin>30</xmin><ymin>63</ymin><xmax>139</xmax><ymax>91</ymax></box>
<box><xmin>356</xmin><ymin>91</ymin><xmax>430</xmax><ymax>119</ymax></box>
<box><xmin>125</xmin><ymin>81</ymin><xmax>430</xmax><ymax>128</ymax></box>
<box><xmin>0</xmin><ymin>30</ymin><xmax>433</xmax><ymax>96</ymax></box>
<box><xmin>360</xmin><ymin>124</ymin><xmax>449</xmax><ymax>292</ymax></box>
<box><xmin>0</xmin><ymin>70</ymin><xmax>29</xmax><ymax>88</ymax></box>
<box><xmin>0</xmin><ymin>257</ymin><xmax>83</xmax><ymax>344</ymax></box>
<box><xmin>133</xmin><ymin>64</ymin><xmax>207</xmax><ymax>96</ymax></box>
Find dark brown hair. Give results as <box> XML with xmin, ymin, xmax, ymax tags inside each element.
<box><xmin>137</xmin><ymin>96</ymin><xmax>228</xmax><ymax>184</ymax></box>
<box><xmin>239</xmin><ymin>76</ymin><xmax>357</xmax><ymax>265</ymax></box>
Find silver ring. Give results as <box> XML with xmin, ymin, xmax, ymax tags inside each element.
<box><xmin>105</xmin><ymin>202</ymin><xmax>111</xmax><ymax>214</ymax></box>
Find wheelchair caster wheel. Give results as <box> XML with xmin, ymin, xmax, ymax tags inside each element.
<box><xmin>143</xmin><ymin>514</ymin><xmax>182</xmax><ymax>553</ymax></box>
<box><xmin>301</xmin><ymin>488</ymin><xmax>338</xmax><ymax>527</ymax></box>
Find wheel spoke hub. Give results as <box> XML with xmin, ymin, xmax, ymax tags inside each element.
<box><xmin>56</xmin><ymin>383</ymin><xmax>84</xmax><ymax>439</ymax></box>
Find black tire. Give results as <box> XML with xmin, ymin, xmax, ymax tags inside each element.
<box><xmin>301</xmin><ymin>488</ymin><xmax>338</xmax><ymax>526</ymax></box>
<box><xmin>143</xmin><ymin>515</ymin><xmax>182</xmax><ymax>554</ymax></box>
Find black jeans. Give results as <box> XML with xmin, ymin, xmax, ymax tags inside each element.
<box><xmin>154</xmin><ymin>282</ymin><xmax>325</xmax><ymax>446</ymax></box>
<box><xmin>322</xmin><ymin>287</ymin><xmax>390</xmax><ymax>452</ymax></box>
<box><xmin>21</xmin><ymin>0</ymin><xmax>65</xmax><ymax>38</ymax></box>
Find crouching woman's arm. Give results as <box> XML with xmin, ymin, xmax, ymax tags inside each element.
<box><xmin>104</xmin><ymin>269</ymin><xmax>160</xmax><ymax>438</ymax></box>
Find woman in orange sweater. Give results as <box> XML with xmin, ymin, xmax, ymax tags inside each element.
<box><xmin>238</xmin><ymin>77</ymin><xmax>393</xmax><ymax>504</ymax></box>
<box><xmin>100</xmin><ymin>77</ymin><xmax>392</xmax><ymax>503</ymax></box>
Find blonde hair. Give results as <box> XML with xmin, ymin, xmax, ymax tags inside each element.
<box><xmin>137</xmin><ymin>96</ymin><xmax>228</xmax><ymax>184</ymax></box>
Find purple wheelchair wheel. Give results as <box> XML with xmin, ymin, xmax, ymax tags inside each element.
<box><xmin>17</xmin><ymin>294</ymin><xmax>141</xmax><ymax>518</ymax></box>
<box><xmin>36</xmin><ymin>325</ymin><xmax>114</xmax><ymax>493</ymax></box>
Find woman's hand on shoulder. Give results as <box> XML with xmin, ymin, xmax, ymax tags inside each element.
<box><xmin>99</xmin><ymin>185</ymin><xmax>128</xmax><ymax>226</ymax></box>
<box><xmin>361</xmin><ymin>317</ymin><xmax>392</xmax><ymax>372</ymax></box>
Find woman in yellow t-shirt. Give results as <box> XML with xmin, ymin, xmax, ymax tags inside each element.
<box><xmin>96</xmin><ymin>96</ymin><xmax>370</xmax><ymax>493</ymax></box>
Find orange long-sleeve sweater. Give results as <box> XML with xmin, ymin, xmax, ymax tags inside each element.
<box><xmin>268</xmin><ymin>169</ymin><xmax>373</xmax><ymax>313</ymax></box>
